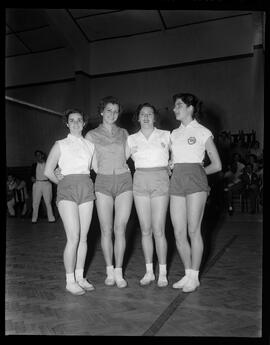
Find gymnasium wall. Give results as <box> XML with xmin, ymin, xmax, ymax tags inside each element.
<box><xmin>5</xmin><ymin>13</ymin><xmax>264</xmax><ymax>167</ymax></box>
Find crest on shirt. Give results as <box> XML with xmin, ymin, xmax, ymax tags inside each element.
<box><xmin>187</xmin><ymin>136</ymin><xmax>196</xmax><ymax>145</ymax></box>
<box><xmin>161</xmin><ymin>142</ymin><xmax>166</xmax><ymax>148</ymax></box>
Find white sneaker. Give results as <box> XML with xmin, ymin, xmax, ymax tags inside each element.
<box><xmin>105</xmin><ymin>276</ymin><xmax>115</xmax><ymax>286</ymax></box>
<box><xmin>140</xmin><ymin>273</ymin><xmax>155</xmax><ymax>286</ymax></box>
<box><xmin>157</xmin><ymin>276</ymin><xmax>168</xmax><ymax>287</ymax></box>
<box><xmin>172</xmin><ymin>275</ymin><xmax>189</xmax><ymax>289</ymax></box>
<box><xmin>182</xmin><ymin>277</ymin><xmax>200</xmax><ymax>293</ymax></box>
<box><xmin>115</xmin><ymin>277</ymin><xmax>127</xmax><ymax>288</ymax></box>
<box><xmin>77</xmin><ymin>278</ymin><xmax>95</xmax><ymax>291</ymax></box>
<box><xmin>66</xmin><ymin>282</ymin><xmax>85</xmax><ymax>295</ymax></box>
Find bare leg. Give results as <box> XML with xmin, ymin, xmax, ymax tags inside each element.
<box><xmin>182</xmin><ymin>191</ymin><xmax>207</xmax><ymax>292</ymax></box>
<box><xmin>134</xmin><ymin>195</ymin><xmax>153</xmax><ymax>264</ymax></box>
<box><xmin>170</xmin><ymin>195</ymin><xmax>191</xmax><ymax>289</ymax></box>
<box><xmin>170</xmin><ymin>195</ymin><xmax>190</xmax><ymax>268</ymax></box>
<box><xmin>75</xmin><ymin>201</ymin><xmax>94</xmax><ymax>291</ymax></box>
<box><xmin>151</xmin><ymin>195</ymin><xmax>169</xmax><ymax>287</ymax></box>
<box><xmin>114</xmin><ymin>191</ymin><xmax>133</xmax><ymax>268</ymax></box>
<box><xmin>76</xmin><ymin>201</ymin><xmax>94</xmax><ymax>270</ymax></box>
<box><xmin>95</xmin><ymin>192</ymin><xmax>114</xmax><ymax>267</ymax></box>
<box><xmin>57</xmin><ymin>200</ymin><xmax>80</xmax><ymax>273</ymax></box>
<box><xmin>186</xmin><ymin>191</ymin><xmax>207</xmax><ymax>270</ymax></box>
<box><xmin>151</xmin><ymin>195</ymin><xmax>169</xmax><ymax>265</ymax></box>
<box><xmin>134</xmin><ymin>195</ymin><xmax>155</xmax><ymax>285</ymax></box>
<box><xmin>58</xmin><ymin>200</ymin><xmax>86</xmax><ymax>295</ymax></box>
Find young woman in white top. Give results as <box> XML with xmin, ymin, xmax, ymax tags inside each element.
<box><xmin>44</xmin><ymin>109</ymin><xmax>96</xmax><ymax>296</ymax></box>
<box><xmin>170</xmin><ymin>93</ymin><xmax>222</xmax><ymax>292</ymax></box>
<box><xmin>126</xmin><ymin>103</ymin><xmax>170</xmax><ymax>287</ymax></box>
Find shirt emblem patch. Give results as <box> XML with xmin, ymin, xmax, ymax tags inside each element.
<box><xmin>187</xmin><ymin>137</ymin><xmax>196</xmax><ymax>145</ymax></box>
<box><xmin>161</xmin><ymin>142</ymin><xmax>166</xmax><ymax>148</ymax></box>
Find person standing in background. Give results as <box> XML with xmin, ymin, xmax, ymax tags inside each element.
<box><xmin>44</xmin><ymin>109</ymin><xmax>96</xmax><ymax>296</ymax></box>
<box><xmin>85</xmin><ymin>96</ymin><xmax>133</xmax><ymax>289</ymax></box>
<box><xmin>31</xmin><ymin>150</ymin><xmax>56</xmax><ymax>224</ymax></box>
<box><xmin>170</xmin><ymin>93</ymin><xmax>222</xmax><ymax>292</ymax></box>
<box><xmin>126</xmin><ymin>103</ymin><xmax>170</xmax><ymax>287</ymax></box>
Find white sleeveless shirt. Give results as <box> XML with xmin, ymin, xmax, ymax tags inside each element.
<box><xmin>57</xmin><ymin>134</ymin><xmax>95</xmax><ymax>175</ymax></box>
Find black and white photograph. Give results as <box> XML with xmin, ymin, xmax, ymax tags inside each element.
<box><xmin>5</xmin><ymin>4</ymin><xmax>267</xmax><ymax>340</ymax></box>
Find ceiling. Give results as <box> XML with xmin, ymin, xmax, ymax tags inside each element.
<box><xmin>6</xmin><ymin>8</ymin><xmax>257</xmax><ymax>58</ymax></box>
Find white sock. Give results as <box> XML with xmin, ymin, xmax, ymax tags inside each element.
<box><xmin>190</xmin><ymin>269</ymin><xmax>199</xmax><ymax>280</ymax></box>
<box><xmin>146</xmin><ymin>263</ymin><xmax>153</xmax><ymax>274</ymax></box>
<box><xmin>66</xmin><ymin>272</ymin><xmax>75</xmax><ymax>284</ymax></box>
<box><xmin>114</xmin><ymin>267</ymin><xmax>123</xmax><ymax>280</ymax></box>
<box><xmin>159</xmin><ymin>264</ymin><xmax>167</xmax><ymax>276</ymax></box>
<box><xmin>75</xmin><ymin>268</ymin><xmax>84</xmax><ymax>281</ymax></box>
<box><xmin>185</xmin><ymin>268</ymin><xmax>192</xmax><ymax>277</ymax></box>
<box><xmin>106</xmin><ymin>265</ymin><xmax>114</xmax><ymax>277</ymax></box>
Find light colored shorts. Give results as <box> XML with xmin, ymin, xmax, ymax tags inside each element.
<box><xmin>133</xmin><ymin>167</ymin><xmax>170</xmax><ymax>198</ymax></box>
<box><xmin>95</xmin><ymin>172</ymin><xmax>132</xmax><ymax>199</ymax></box>
<box><xmin>56</xmin><ymin>174</ymin><xmax>95</xmax><ymax>205</ymax></box>
<box><xmin>169</xmin><ymin>163</ymin><xmax>209</xmax><ymax>196</ymax></box>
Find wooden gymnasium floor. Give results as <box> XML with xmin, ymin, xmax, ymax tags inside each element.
<box><xmin>5</xmin><ymin>200</ymin><xmax>264</xmax><ymax>338</ymax></box>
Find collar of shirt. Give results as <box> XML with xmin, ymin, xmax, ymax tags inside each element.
<box><xmin>67</xmin><ymin>133</ymin><xmax>84</xmax><ymax>142</ymax></box>
<box><xmin>179</xmin><ymin>119</ymin><xmax>198</xmax><ymax>129</ymax></box>
<box><xmin>138</xmin><ymin>127</ymin><xmax>157</xmax><ymax>141</ymax></box>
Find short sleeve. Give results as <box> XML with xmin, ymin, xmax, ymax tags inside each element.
<box><xmin>85</xmin><ymin>131</ymin><xmax>94</xmax><ymax>144</ymax></box>
<box><xmin>201</xmin><ymin>128</ymin><xmax>213</xmax><ymax>145</ymax></box>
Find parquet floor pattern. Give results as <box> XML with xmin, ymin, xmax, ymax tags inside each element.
<box><xmin>5</xmin><ymin>205</ymin><xmax>263</xmax><ymax>337</ymax></box>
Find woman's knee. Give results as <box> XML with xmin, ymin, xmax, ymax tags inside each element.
<box><xmin>141</xmin><ymin>226</ymin><xmax>152</xmax><ymax>237</ymax></box>
<box><xmin>152</xmin><ymin>225</ymin><xmax>165</xmax><ymax>239</ymax></box>
<box><xmin>174</xmin><ymin>228</ymin><xmax>188</xmax><ymax>242</ymax></box>
<box><xmin>114</xmin><ymin>222</ymin><xmax>127</xmax><ymax>236</ymax></box>
<box><xmin>66</xmin><ymin>234</ymin><xmax>80</xmax><ymax>247</ymax></box>
<box><xmin>187</xmin><ymin>225</ymin><xmax>201</xmax><ymax>239</ymax></box>
<box><xmin>100</xmin><ymin>226</ymin><xmax>113</xmax><ymax>238</ymax></box>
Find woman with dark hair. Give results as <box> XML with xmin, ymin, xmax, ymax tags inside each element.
<box><xmin>44</xmin><ymin>109</ymin><xmax>96</xmax><ymax>295</ymax></box>
<box><xmin>170</xmin><ymin>93</ymin><xmax>222</xmax><ymax>292</ymax></box>
<box><xmin>126</xmin><ymin>103</ymin><xmax>170</xmax><ymax>287</ymax></box>
<box><xmin>85</xmin><ymin>96</ymin><xmax>133</xmax><ymax>288</ymax></box>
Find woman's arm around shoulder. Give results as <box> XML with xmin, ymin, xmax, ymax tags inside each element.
<box><xmin>44</xmin><ymin>142</ymin><xmax>61</xmax><ymax>184</ymax></box>
<box><xmin>125</xmin><ymin>134</ymin><xmax>132</xmax><ymax>160</ymax></box>
<box><xmin>204</xmin><ymin>136</ymin><xmax>222</xmax><ymax>175</ymax></box>
<box><xmin>85</xmin><ymin>130</ymin><xmax>94</xmax><ymax>143</ymax></box>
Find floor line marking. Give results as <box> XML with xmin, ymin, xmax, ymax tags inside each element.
<box><xmin>142</xmin><ymin>235</ymin><xmax>238</xmax><ymax>336</ymax></box>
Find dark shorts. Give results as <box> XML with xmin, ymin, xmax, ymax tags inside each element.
<box><xmin>170</xmin><ymin>163</ymin><xmax>209</xmax><ymax>196</ymax></box>
<box><xmin>95</xmin><ymin>172</ymin><xmax>132</xmax><ymax>199</ymax></box>
<box><xmin>133</xmin><ymin>167</ymin><xmax>170</xmax><ymax>198</ymax></box>
<box><xmin>56</xmin><ymin>174</ymin><xmax>95</xmax><ymax>205</ymax></box>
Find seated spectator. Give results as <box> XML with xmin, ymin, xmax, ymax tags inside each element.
<box><xmin>249</xmin><ymin>140</ymin><xmax>263</xmax><ymax>161</ymax></box>
<box><xmin>246</xmin><ymin>153</ymin><xmax>259</xmax><ymax>173</ymax></box>
<box><xmin>240</xmin><ymin>163</ymin><xmax>260</xmax><ymax>214</ymax></box>
<box><xmin>6</xmin><ymin>174</ymin><xmax>29</xmax><ymax>217</ymax></box>
<box><xmin>223</xmin><ymin>153</ymin><xmax>245</xmax><ymax>215</ymax></box>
